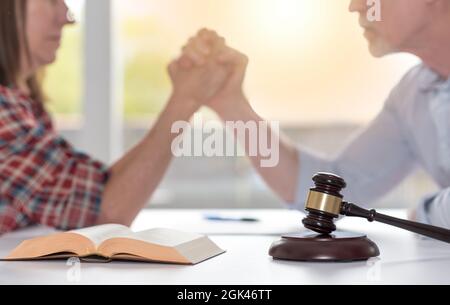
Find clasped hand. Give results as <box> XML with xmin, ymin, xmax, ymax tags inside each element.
<box><xmin>168</xmin><ymin>28</ymin><xmax>249</xmax><ymax>116</ymax></box>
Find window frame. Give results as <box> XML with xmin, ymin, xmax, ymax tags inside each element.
<box><xmin>81</xmin><ymin>0</ymin><xmax>123</xmax><ymax>163</ymax></box>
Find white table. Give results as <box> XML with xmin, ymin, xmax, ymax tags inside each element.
<box><xmin>0</xmin><ymin>209</ymin><xmax>449</xmax><ymax>285</ymax></box>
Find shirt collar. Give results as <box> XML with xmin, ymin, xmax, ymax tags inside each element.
<box><xmin>419</xmin><ymin>64</ymin><xmax>450</xmax><ymax>93</ymax></box>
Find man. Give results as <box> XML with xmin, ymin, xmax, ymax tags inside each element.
<box><xmin>176</xmin><ymin>0</ymin><xmax>450</xmax><ymax>228</ymax></box>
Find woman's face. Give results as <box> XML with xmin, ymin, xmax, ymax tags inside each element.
<box><xmin>23</xmin><ymin>0</ymin><xmax>73</xmax><ymax>72</ymax></box>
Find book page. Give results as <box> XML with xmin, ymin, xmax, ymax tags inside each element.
<box><xmin>97</xmin><ymin>228</ymin><xmax>224</xmax><ymax>264</ymax></box>
<box><xmin>71</xmin><ymin>224</ymin><xmax>134</xmax><ymax>246</ymax></box>
<box><xmin>131</xmin><ymin>228</ymin><xmax>204</xmax><ymax>247</ymax></box>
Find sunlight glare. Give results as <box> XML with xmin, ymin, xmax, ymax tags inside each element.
<box><xmin>253</xmin><ymin>0</ymin><xmax>318</xmax><ymax>42</ymax></box>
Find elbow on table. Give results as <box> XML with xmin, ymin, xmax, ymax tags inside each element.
<box><xmin>96</xmin><ymin>208</ymin><xmax>135</xmax><ymax>227</ymax></box>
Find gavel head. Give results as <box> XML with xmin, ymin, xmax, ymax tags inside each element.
<box><xmin>302</xmin><ymin>173</ymin><xmax>347</xmax><ymax>234</ymax></box>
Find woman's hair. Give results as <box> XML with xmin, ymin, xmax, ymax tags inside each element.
<box><xmin>0</xmin><ymin>0</ymin><xmax>43</xmax><ymax>102</ymax></box>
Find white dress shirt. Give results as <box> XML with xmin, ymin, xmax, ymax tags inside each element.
<box><xmin>295</xmin><ymin>64</ymin><xmax>450</xmax><ymax>229</ymax></box>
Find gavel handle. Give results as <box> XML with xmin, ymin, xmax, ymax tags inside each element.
<box><xmin>341</xmin><ymin>202</ymin><xmax>450</xmax><ymax>243</ymax></box>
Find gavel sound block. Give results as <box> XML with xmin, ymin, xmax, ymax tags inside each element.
<box><xmin>269</xmin><ymin>173</ymin><xmax>450</xmax><ymax>262</ymax></box>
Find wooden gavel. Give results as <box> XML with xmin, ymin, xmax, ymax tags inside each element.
<box><xmin>302</xmin><ymin>173</ymin><xmax>450</xmax><ymax>243</ymax></box>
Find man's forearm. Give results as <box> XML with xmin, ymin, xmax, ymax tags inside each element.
<box><xmin>423</xmin><ymin>191</ymin><xmax>450</xmax><ymax>229</ymax></box>
<box><xmin>97</xmin><ymin>97</ymin><xmax>197</xmax><ymax>225</ymax></box>
<box><xmin>217</xmin><ymin>98</ymin><xmax>300</xmax><ymax>203</ymax></box>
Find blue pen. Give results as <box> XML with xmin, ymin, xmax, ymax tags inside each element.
<box><xmin>205</xmin><ymin>215</ymin><xmax>260</xmax><ymax>222</ymax></box>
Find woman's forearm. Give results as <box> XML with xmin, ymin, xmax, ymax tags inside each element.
<box><xmin>217</xmin><ymin>98</ymin><xmax>300</xmax><ymax>203</ymax></box>
<box><xmin>97</xmin><ymin>97</ymin><xmax>196</xmax><ymax>225</ymax></box>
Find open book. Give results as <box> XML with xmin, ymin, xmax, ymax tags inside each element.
<box><xmin>4</xmin><ymin>224</ymin><xmax>225</xmax><ymax>265</ymax></box>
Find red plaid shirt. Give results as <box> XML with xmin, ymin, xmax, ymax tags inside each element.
<box><xmin>0</xmin><ymin>85</ymin><xmax>110</xmax><ymax>235</ymax></box>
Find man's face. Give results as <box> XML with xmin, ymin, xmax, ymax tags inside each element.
<box><xmin>349</xmin><ymin>0</ymin><xmax>433</xmax><ymax>57</ymax></box>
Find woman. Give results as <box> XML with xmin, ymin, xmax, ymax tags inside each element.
<box><xmin>0</xmin><ymin>0</ymin><xmax>226</xmax><ymax>234</ymax></box>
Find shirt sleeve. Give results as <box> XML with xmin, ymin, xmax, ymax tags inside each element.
<box><xmin>293</xmin><ymin>87</ymin><xmax>417</xmax><ymax>209</ymax></box>
<box><xmin>415</xmin><ymin>191</ymin><xmax>450</xmax><ymax>229</ymax></box>
<box><xmin>0</xmin><ymin>96</ymin><xmax>110</xmax><ymax>233</ymax></box>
